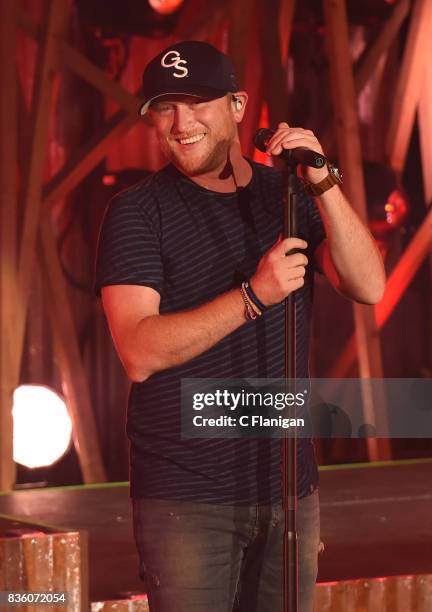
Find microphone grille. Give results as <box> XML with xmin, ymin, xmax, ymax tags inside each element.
<box><xmin>253</xmin><ymin>128</ymin><xmax>274</xmax><ymax>153</ymax></box>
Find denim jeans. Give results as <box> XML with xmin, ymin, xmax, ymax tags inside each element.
<box><xmin>133</xmin><ymin>490</ymin><xmax>320</xmax><ymax>612</ymax></box>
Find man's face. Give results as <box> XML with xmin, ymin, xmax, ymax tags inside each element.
<box><xmin>147</xmin><ymin>94</ymin><xmax>238</xmax><ymax>177</ymax></box>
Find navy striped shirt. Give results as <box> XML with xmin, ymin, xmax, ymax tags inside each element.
<box><xmin>95</xmin><ymin>160</ymin><xmax>325</xmax><ymax>503</ymax></box>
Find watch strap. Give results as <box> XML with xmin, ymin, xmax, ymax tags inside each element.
<box><xmin>303</xmin><ymin>164</ymin><xmax>342</xmax><ymax>196</ymax></box>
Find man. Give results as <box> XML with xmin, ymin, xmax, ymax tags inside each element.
<box><xmin>95</xmin><ymin>41</ymin><xmax>385</xmax><ymax>612</ymax></box>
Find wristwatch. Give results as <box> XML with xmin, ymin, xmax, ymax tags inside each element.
<box><xmin>303</xmin><ymin>163</ymin><xmax>342</xmax><ymax>196</ymax></box>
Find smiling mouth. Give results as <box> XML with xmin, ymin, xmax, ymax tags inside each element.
<box><xmin>175</xmin><ymin>133</ymin><xmax>206</xmax><ymax>145</ymax></box>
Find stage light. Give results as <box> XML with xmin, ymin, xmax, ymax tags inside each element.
<box><xmin>148</xmin><ymin>0</ymin><xmax>184</xmax><ymax>15</ymax></box>
<box><xmin>12</xmin><ymin>385</ymin><xmax>72</xmax><ymax>469</ymax></box>
<box><xmin>76</xmin><ymin>0</ymin><xmax>184</xmax><ymax>37</ymax></box>
<box><xmin>361</xmin><ymin>161</ymin><xmax>409</xmax><ymax>235</ymax></box>
<box><xmin>383</xmin><ymin>190</ymin><xmax>408</xmax><ymax>227</ymax></box>
<box><xmin>102</xmin><ymin>174</ymin><xmax>117</xmax><ymax>186</ymax></box>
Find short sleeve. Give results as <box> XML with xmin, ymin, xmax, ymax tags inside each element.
<box><xmin>94</xmin><ymin>189</ymin><xmax>164</xmax><ymax>297</ymax></box>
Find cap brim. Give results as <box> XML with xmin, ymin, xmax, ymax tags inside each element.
<box><xmin>138</xmin><ymin>86</ymin><xmax>230</xmax><ymax>116</ymax></box>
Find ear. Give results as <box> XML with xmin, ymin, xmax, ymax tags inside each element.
<box><xmin>231</xmin><ymin>92</ymin><xmax>248</xmax><ymax>123</ymax></box>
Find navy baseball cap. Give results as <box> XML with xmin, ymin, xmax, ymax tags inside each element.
<box><xmin>139</xmin><ymin>40</ymin><xmax>238</xmax><ymax>115</ymax></box>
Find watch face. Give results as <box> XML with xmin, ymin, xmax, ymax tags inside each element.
<box><xmin>330</xmin><ymin>165</ymin><xmax>342</xmax><ymax>183</ymax></box>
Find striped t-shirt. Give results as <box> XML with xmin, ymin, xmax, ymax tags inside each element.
<box><xmin>95</xmin><ymin>160</ymin><xmax>325</xmax><ymax>504</ymax></box>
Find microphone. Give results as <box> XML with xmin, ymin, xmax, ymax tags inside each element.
<box><xmin>253</xmin><ymin>128</ymin><xmax>327</xmax><ymax>168</ymax></box>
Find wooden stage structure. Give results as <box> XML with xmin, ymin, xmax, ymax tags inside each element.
<box><xmin>1</xmin><ymin>0</ymin><xmax>432</xmax><ymax>610</ymax></box>
<box><xmin>1</xmin><ymin>461</ymin><xmax>432</xmax><ymax>610</ymax></box>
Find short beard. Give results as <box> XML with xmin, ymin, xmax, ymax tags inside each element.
<box><xmin>161</xmin><ymin>134</ymin><xmax>234</xmax><ymax>177</ymax></box>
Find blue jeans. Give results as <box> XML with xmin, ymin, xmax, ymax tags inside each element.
<box><xmin>132</xmin><ymin>490</ymin><xmax>320</xmax><ymax>612</ymax></box>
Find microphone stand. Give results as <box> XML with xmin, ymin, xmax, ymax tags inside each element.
<box><xmin>253</xmin><ymin>126</ymin><xmax>326</xmax><ymax>612</ymax></box>
<box><xmin>281</xmin><ymin>163</ymin><xmax>302</xmax><ymax>612</ymax></box>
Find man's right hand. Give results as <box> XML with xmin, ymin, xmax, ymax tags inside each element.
<box><xmin>249</xmin><ymin>237</ymin><xmax>308</xmax><ymax>307</ymax></box>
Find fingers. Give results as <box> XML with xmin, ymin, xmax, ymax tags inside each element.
<box><xmin>251</xmin><ymin>236</ymin><xmax>309</xmax><ymax>305</ymax></box>
<box><xmin>268</xmin><ymin>134</ymin><xmax>319</xmax><ymax>156</ymax></box>
<box><xmin>268</xmin><ymin>128</ymin><xmax>315</xmax><ymax>149</ymax></box>
<box><xmin>266</xmin><ymin>126</ymin><xmax>322</xmax><ymax>157</ymax></box>
<box><xmin>284</xmin><ymin>251</ymin><xmax>309</xmax><ymax>269</ymax></box>
<box><xmin>270</xmin><ymin>237</ymin><xmax>308</xmax><ymax>256</ymax></box>
<box><xmin>291</xmin><ymin>276</ymin><xmax>306</xmax><ymax>291</ymax></box>
<box><xmin>267</xmin><ymin>247</ymin><xmax>308</xmax><ymax>269</ymax></box>
<box><xmin>269</xmin><ymin>264</ymin><xmax>306</xmax><ymax>297</ymax></box>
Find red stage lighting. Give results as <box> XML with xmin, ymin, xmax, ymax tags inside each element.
<box><xmin>148</xmin><ymin>0</ymin><xmax>184</xmax><ymax>15</ymax></box>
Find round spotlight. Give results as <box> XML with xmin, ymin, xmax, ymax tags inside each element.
<box><xmin>13</xmin><ymin>385</ymin><xmax>73</xmax><ymax>469</ymax></box>
<box><xmin>148</xmin><ymin>0</ymin><xmax>183</xmax><ymax>15</ymax></box>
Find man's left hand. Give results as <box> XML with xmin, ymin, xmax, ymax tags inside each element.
<box><xmin>265</xmin><ymin>121</ymin><xmax>328</xmax><ymax>184</ymax></box>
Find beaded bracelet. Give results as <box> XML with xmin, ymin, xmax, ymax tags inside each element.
<box><xmin>244</xmin><ymin>280</ymin><xmax>268</xmax><ymax>313</ymax></box>
<box><xmin>240</xmin><ymin>283</ymin><xmax>262</xmax><ymax>320</ymax></box>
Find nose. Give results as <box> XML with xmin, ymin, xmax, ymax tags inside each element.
<box><xmin>172</xmin><ymin>104</ymin><xmax>195</xmax><ymax>135</ymax></box>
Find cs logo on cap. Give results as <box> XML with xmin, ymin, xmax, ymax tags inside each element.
<box><xmin>161</xmin><ymin>50</ymin><xmax>188</xmax><ymax>78</ymax></box>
